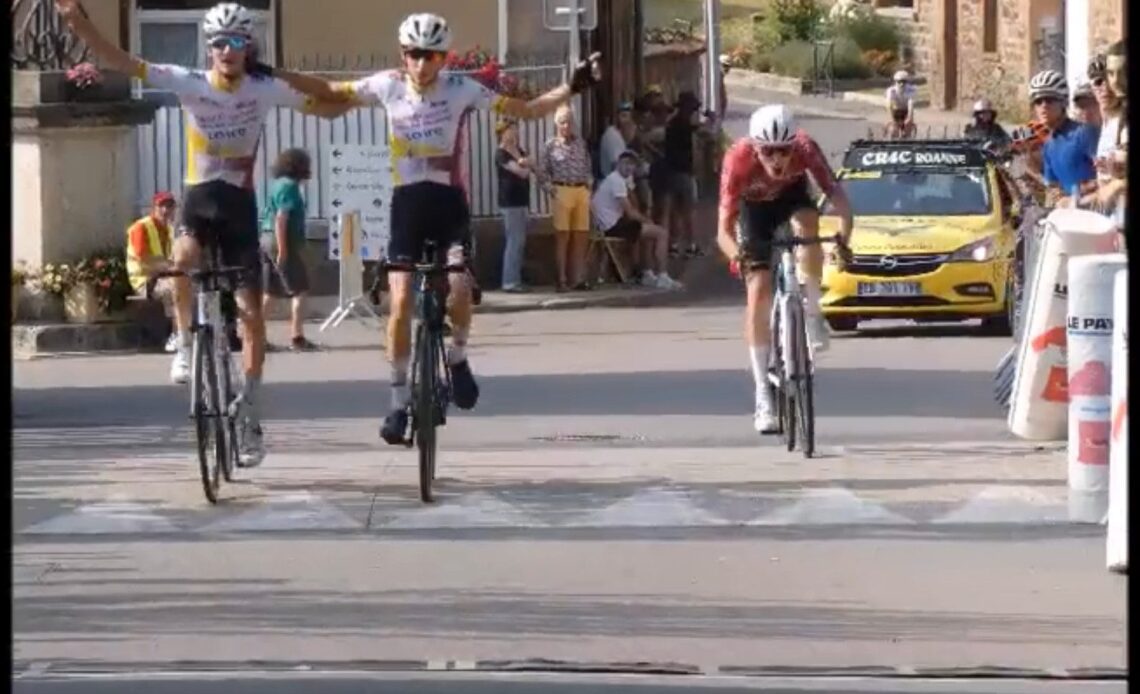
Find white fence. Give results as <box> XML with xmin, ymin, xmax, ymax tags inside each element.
<box><xmin>135</xmin><ymin>67</ymin><xmax>564</xmax><ymax>221</ymax></box>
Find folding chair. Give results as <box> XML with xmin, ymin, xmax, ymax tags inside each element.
<box><xmin>587</xmin><ymin>228</ymin><xmax>633</xmax><ymax>285</ymax></box>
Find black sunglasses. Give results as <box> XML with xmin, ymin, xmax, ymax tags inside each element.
<box><xmin>207</xmin><ymin>35</ymin><xmax>249</xmax><ymax>51</ymax></box>
<box><xmin>403</xmin><ymin>48</ymin><xmax>444</xmax><ymax>61</ymax></box>
<box><xmin>1032</xmin><ymin>96</ymin><xmax>1062</xmax><ymax>106</ymax></box>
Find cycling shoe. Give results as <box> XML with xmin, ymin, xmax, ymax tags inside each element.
<box><xmin>448</xmin><ymin>359</ymin><xmax>480</xmax><ymax>410</ymax></box>
<box><xmin>380</xmin><ymin>408</ymin><xmax>410</xmax><ymax>446</ymax></box>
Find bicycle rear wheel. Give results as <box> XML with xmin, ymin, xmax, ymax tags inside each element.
<box><xmin>192</xmin><ymin>327</ymin><xmax>226</xmax><ymax>504</ymax></box>
<box><xmin>413</xmin><ymin>321</ymin><xmax>438</xmax><ymax>503</ymax></box>
<box><xmin>217</xmin><ymin>344</ymin><xmax>239</xmax><ymax>482</ymax></box>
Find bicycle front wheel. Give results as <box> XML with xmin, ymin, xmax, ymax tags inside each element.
<box><xmin>413</xmin><ymin>321</ymin><xmax>438</xmax><ymax>503</ymax></box>
<box><xmin>793</xmin><ymin>309</ymin><xmax>816</xmax><ymax>458</ymax></box>
<box><xmin>192</xmin><ymin>327</ymin><xmax>226</xmax><ymax>504</ymax></box>
<box><xmin>781</xmin><ymin>296</ymin><xmax>798</xmax><ymax>453</ymax></box>
<box><xmin>217</xmin><ymin>343</ymin><xmax>240</xmax><ymax>482</ymax></box>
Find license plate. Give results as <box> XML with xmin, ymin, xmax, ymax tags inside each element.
<box><xmin>857</xmin><ymin>281</ymin><xmax>922</xmax><ymax>297</ymax></box>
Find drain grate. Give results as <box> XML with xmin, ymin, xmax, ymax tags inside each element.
<box><xmin>530</xmin><ymin>433</ymin><xmax>643</xmax><ymax>443</ymax></box>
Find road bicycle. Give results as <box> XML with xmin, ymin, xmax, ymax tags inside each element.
<box><xmin>156</xmin><ymin>241</ymin><xmax>246</xmax><ymax>504</ymax></box>
<box><xmin>753</xmin><ymin>229</ymin><xmax>846</xmax><ymax>458</ymax></box>
<box><xmin>381</xmin><ymin>240</ymin><xmax>468</xmax><ymax>503</ymax></box>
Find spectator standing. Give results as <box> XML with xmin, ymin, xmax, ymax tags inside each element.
<box><xmin>663</xmin><ymin>91</ymin><xmax>704</xmax><ymax>257</ymax></box>
<box><xmin>717</xmin><ymin>54</ymin><xmax>732</xmax><ymax>122</ymax></box>
<box><xmin>1071</xmin><ymin>78</ymin><xmax>1103</xmax><ymax>127</ymax></box>
<box><xmin>963</xmin><ymin>99</ymin><xmax>1011</xmax><ymax>148</ymax></box>
<box><xmin>642</xmin><ymin>88</ymin><xmax>673</xmax><ymax>229</ymax></box>
<box><xmin>598</xmin><ymin>101</ymin><xmax>637</xmax><ymax>178</ymax></box>
<box><xmin>1094</xmin><ymin>42</ymin><xmax>1128</xmax><ymax>242</ymax></box>
<box><xmin>1030</xmin><ymin>70</ymin><xmax>1100</xmax><ymax>206</ymax></box>
<box><xmin>261</xmin><ymin>148</ymin><xmax>317</xmax><ymax>352</ymax></box>
<box><xmin>126</xmin><ymin>191</ymin><xmax>179</xmax><ymax>351</ymax></box>
<box><xmin>539</xmin><ymin>104</ymin><xmax>593</xmax><ymax>292</ymax></box>
<box><xmin>496</xmin><ymin>119</ymin><xmax>532</xmax><ymax>293</ymax></box>
<box><xmin>592</xmin><ymin>151</ymin><xmax>681</xmax><ymax>290</ymax></box>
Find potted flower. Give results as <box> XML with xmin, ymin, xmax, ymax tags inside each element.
<box><xmin>54</xmin><ymin>251</ymin><xmax>132</xmax><ymax>323</ymax></box>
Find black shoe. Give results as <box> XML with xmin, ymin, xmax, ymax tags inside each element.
<box><xmin>228</xmin><ymin>331</ymin><xmax>243</xmax><ymax>353</ymax></box>
<box><xmin>380</xmin><ymin>408</ymin><xmax>409</xmax><ymax>446</ymax></box>
<box><xmin>290</xmin><ymin>336</ymin><xmax>319</xmax><ymax>352</ymax></box>
<box><xmin>472</xmin><ymin>285</ymin><xmax>483</xmax><ymax>306</ymax></box>
<box><xmin>448</xmin><ymin>359</ymin><xmax>480</xmax><ymax>410</ymax></box>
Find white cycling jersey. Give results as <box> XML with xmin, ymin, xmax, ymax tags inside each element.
<box><xmin>332</xmin><ymin>70</ymin><xmax>509</xmax><ymax>187</ymax></box>
<box><xmin>137</xmin><ymin>63</ymin><xmax>310</xmax><ymax>190</ymax></box>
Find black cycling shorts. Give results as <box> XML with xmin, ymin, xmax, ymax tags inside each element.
<box><xmin>736</xmin><ymin>176</ymin><xmax>818</xmax><ymax>270</ymax></box>
<box><xmin>388</xmin><ymin>181</ymin><xmax>472</xmax><ymax>265</ymax></box>
<box><xmin>181</xmin><ymin>179</ymin><xmax>262</xmax><ymax>290</ymax></box>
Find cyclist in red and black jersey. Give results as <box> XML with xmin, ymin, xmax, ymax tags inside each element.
<box><xmin>717</xmin><ymin>105</ymin><xmax>854</xmax><ymax>434</ymax></box>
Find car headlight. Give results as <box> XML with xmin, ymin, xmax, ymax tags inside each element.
<box><xmin>949</xmin><ymin>236</ymin><xmax>996</xmax><ymax>262</ymax></box>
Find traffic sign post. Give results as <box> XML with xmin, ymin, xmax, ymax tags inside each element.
<box><xmin>324</xmin><ymin>145</ymin><xmax>392</xmax><ymax>262</ymax></box>
<box><xmin>320</xmin><ymin>145</ymin><xmax>392</xmax><ymax>333</ymax></box>
<box><xmin>320</xmin><ymin>210</ymin><xmax>380</xmax><ymax>333</ymax></box>
<box><xmin>543</xmin><ymin>0</ymin><xmax>597</xmax><ymax>31</ymax></box>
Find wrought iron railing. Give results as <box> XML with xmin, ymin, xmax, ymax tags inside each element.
<box><xmin>11</xmin><ymin>0</ymin><xmax>90</xmax><ymax>70</ymax></box>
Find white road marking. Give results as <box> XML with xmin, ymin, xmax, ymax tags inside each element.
<box><xmin>569</xmin><ymin>488</ymin><xmax>723</xmax><ymax>528</ymax></box>
<box><xmin>750</xmin><ymin>487</ymin><xmax>915</xmax><ymax>525</ymax></box>
<box><xmin>931</xmin><ymin>486</ymin><xmax>1068</xmax><ymax>524</ymax></box>
<box><xmin>21</xmin><ymin>497</ymin><xmax>182</xmax><ymax>535</ymax></box>
<box><xmin>198</xmin><ymin>492</ymin><xmax>362</xmax><ymax>533</ymax></box>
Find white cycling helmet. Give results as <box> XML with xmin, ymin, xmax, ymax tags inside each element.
<box><xmin>749</xmin><ymin>104</ymin><xmax>797</xmax><ymax>144</ymax></box>
<box><xmin>398</xmin><ymin>13</ymin><xmax>452</xmax><ymax>52</ymax></box>
<box><xmin>972</xmin><ymin>98</ymin><xmax>995</xmax><ymax>114</ymax></box>
<box><xmin>893</xmin><ymin>69</ymin><xmax>910</xmax><ymax>82</ymax></box>
<box><xmin>203</xmin><ymin>3</ymin><xmax>255</xmax><ymax>38</ymax></box>
<box><xmin>1029</xmin><ymin>69</ymin><xmax>1068</xmax><ymax>100</ymax></box>
<box><xmin>718</xmin><ymin>53</ymin><xmax>731</xmax><ymax>67</ymax></box>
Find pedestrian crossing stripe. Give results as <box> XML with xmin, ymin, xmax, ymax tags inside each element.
<box><xmin>15</xmin><ymin>484</ymin><xmax>1074</xmax><ymax>536</ymax></box>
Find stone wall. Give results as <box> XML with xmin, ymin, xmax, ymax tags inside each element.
<box><xmin>1089</xmin><ymin>0</ymin><xmax>1125</xmax><ymax>55</ymax></box>
<box><xmin>916</xmin><ymin>0</ymin><xmax>1039</xmax><ymax>118</ymax></box>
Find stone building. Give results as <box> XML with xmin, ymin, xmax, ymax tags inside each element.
<box><xmin>911</xmin><ymin>0</ymin><xmax>1125</xmax><ymax>116</ymax></box>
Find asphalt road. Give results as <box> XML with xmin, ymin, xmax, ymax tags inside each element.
<box><xmin>11</xmin><ymin>672</ymin><xmax>1127</xmax><ymax>694</ymax></box>
<box><xmin>10</xmin><ymin>103</ymin><xmax>1126</xmax><ymax>681</ymax></box>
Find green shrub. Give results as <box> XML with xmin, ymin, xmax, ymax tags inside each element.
<box><xmin>765</xmin><ymin>37</ymin><xmax>872</xmax><ymax>80</ymax></box>
<box><xmin>832</xmin><ymin>12</ymin><xmax>905</xmax><ymax>53</ymax></box>
<box><xmin>767</xmin><ymin>0</ymin><xmax>826</xmax><ymax>42</ymax></box>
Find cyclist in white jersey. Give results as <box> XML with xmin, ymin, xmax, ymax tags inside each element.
<box><xmin>56</xmin><ymin>0</ymin><xmax>347</xmax><ymax>466</ymax></box>
<box><xmin>272</xmin><ymin>13</ymin><xmax>603</xmax><ymax>445</ymax></box>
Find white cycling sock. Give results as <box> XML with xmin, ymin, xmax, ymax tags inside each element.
<box><xmin>748</xmin><ymin>345</ymin><xmax>770</xmax><ymax>406</ymax></box>
<box><xmin>179</xmin><ymin>331</ymin><xmax>192</xmax><ymax>349</ymax></box>
<box><xmin>390</xmin><ymin>358</ymin><xmax>410</xmax><ymax>409</ymax></box>
<box><xmin>448</xmin><ymin>325</ymin><xmax>470</xmax><ymax>365</ymax></box>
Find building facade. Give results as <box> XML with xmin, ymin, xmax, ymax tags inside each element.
<box><xmin>913</xmin><ymin>0</ymin><xmax>1125</xmax><ymax>115</ymax></box>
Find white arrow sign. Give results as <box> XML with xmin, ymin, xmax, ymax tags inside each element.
<box><xmin>324</xmin><ymin>145</ymin><xmax>392</xmax><ymax>261</ymax></box>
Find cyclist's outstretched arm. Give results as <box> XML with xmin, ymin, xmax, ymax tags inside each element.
<box><xmin>273</xmin><ymin>69</ymin><xmax>347</xmax><ymax>103</ymax></box>
<box><xmin>716</xmin><ymin>143</ymin><xmax>746</xmax><ymax>262</ymax></box>
<box><xmin>55</xmin><ymin>0</ymin><xmax>142</xmax><ymax>76</ymax></box>
<box><xmin>495</xmin><ymin>52</ymin><xmax>602</xmax><ymax>120</ymax></box>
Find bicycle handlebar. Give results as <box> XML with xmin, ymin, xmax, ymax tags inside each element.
<box><xmin>769</xmin><ymin>233</ymin><xmax>848</xmax><ymax>249</ymax></box>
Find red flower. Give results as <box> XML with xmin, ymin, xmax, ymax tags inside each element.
<box><xmin>94</xmin><ymin>259</ymin><xmax>106</xmax><ymax>269</ymax></box>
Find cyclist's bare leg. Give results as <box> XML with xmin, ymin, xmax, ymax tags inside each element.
<box><xmin>234</xmin><ymin>287</ymin><xmax>266</xmax><ymax>380</ymax></box>
<box><xmin>445</xmin><ymin>270</ymin><xmax>474</xmax><ymax>364</ymax></box>
<box><xmin>170</xmin><ymin>235</ymin><xmax>201</xmax><ymax>346</ymax></box>
<box><xmin>385</xmin><ymin>270</ymin><xmax>415</xmax><ymax>410</ymax></box>
<box><xmin>790</xmin><ymin>208</ymin><xmax>830</xmax><ymax>349</ymax></box>
<box><xmin>745</xmin><ymin>268</ymin><xmax>777</xmax><ymax>428</ymax></box>
<box><xmin>790</xmin><ymin>207</ymin><xmax>823</xmax><ymax>295</ymax></box>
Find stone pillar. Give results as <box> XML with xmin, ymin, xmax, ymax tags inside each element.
<box><xmin>12</xmin><ymin>70</ymin><xmax>158</xmax><ymax>267</ymax></box>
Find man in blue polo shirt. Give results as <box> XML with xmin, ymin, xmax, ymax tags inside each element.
<box><xmin>1028</xmin><ymin>70</ymin><xmax>1100</xmax><ymax>206</ymax></box>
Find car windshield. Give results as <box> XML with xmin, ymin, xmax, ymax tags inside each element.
<box><xmin>824</xmin><ymin>169</ymin><xmax>993</xmax><ymax>216</ymax></box>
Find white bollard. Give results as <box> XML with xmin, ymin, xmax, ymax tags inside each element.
<box><xmin>1065</xmin><ymin>254</ymin><xmax>1127</xmax><ymax>522</ymax></box>
<box><xmin>1008</xmin><ymin>210</ymin><xmax>1119</xmax><ymax>440</ymax></box>
<box><xmin>1107</xmin><ymin>269</ymin><xmax>1128</xmax><ymax>572</ymax></box>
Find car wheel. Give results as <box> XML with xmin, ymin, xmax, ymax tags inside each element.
<box><xmin>980</xmin><ymin>278</ymin><xmax>1014</xmax><ymax>337</ymax></box>
<box><xmin>827</xmin><ymin>317</ymin><xmax>859</xmax><ymax>333</ymax></box>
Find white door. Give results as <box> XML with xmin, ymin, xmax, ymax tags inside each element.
<box><xmin>1065</xmin><ymin>0</ymin><xmax>1089</xmax><ymax>88</ymax></box>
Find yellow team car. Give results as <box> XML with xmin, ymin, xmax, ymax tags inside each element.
<box><xmin>819</xmin><ymin>139</ymin><xmax>1021</xmax><ymax>335</ymax></box>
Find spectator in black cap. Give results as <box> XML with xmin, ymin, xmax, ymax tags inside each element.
<box><xmin>663</xmin><ymin>90</ymin><xmax>704</xmax><ymax>258</ymax></box>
